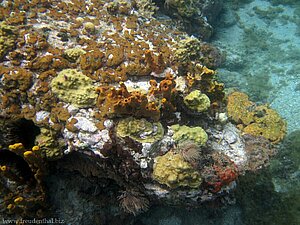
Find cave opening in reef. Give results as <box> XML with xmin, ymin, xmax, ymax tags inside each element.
<box><xmin>0</xmin><ymin>117</ymin><xmax>41</xmax><ymax>149</ymax></box>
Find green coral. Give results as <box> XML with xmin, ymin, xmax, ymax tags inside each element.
<box><xmin>35</xmin><ymin>128</ymin><xmax>63</xmax><ymax>160</ymax></box>
<box><xmin>152</xmin><ymin>151</ymin><xmax>202</xmax><ymax>188</ymax></box>
<box><xmin>116</xmin><ymin>117</ymin><xmax>164</xmax><ymax>143</ymax></box>
<box><xmin>0</xmin><ymin>22</ymin><xmax>17</xmax><ymax>59</ymax></box>
<box><xmin>183</xmin><ymin>90</ymin><xmax>210</xmax><ymax>112</ymax></box>
<box><xmin>174</xmin><ymin>36</ymin><xmax>202</xmax><ymax>62</ymax></box>
<box><xmin>64</xmin><ymin>48</ymin><xmax>86</xmax><ymax>62</ymax></box>
<box><xmin>171</xmin><ymin>124</ymin><xmax>208</xmax><ymax>146</ymax></box>
<box><xmin>50</xmin><ymin>69</ymin><xmax>97</xmax><ymax>108</ymax></box>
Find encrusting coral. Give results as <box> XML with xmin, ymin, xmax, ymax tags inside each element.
<box><xmin>0</xmin><ymin>21</ymin><xmax>17</xmax><ymax>60</ymax></box>
<box><xmin>171</xmin><ymin>124</ymin><xmax>208</xmax><ymax>146</ymax></box>
<box><xmin>50</xmin><ymin>69</ymin><xmax>98</xmax><ymax>108</ymax></box>
<box><xmin>116</xmin><ymin>117</ymin><xmax>164</xmax><ymax>143</ymax></box>
<box><xmin>152</xmin><ymin>151</ymin><xmax>202</xmax><ymax>189</ymax></box>
<box><xmin>227</xmin><ymin>91</ymin><xmax>286</xmax><ymax>143</ymax></box>
<box><xmin>64</xmin><ymin>48</ymin><xmax>86</xmax><ymax>63</ymax></box>
<box><xmin>183</xmin><ymin>90</ymin><xmax>211</xmax><ymax>113</ymax></box>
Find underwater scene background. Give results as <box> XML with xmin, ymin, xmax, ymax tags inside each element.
<box><xmin>0</xmin><ymin>0</ymin><xmax>299</xmax><ymax>224</ymax></box>
<box><xmin>138</xmin><ymin>0</ymin><xmax>300</xmax><ymax>224</ymax></box>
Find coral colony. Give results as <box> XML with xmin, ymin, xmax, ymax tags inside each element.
<box><xmin>0</xmin><ymin>0</ymin><xmax>286</xmax><ymax>223</ymax></box>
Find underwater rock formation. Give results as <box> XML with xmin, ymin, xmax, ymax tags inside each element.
<box><xmin>0</xmin><ymin>0</ymin><xmax>285</xmax><ymax>223</ymax></box>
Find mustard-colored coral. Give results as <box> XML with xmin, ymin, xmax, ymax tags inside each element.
<box><xmin>243</xmin><ymin>105</ymin><xmax>286</xmax><ymax>143</ymax></box>
<box><xmin>64</xmin><ymin>48</ymin><xmax>86</xmax><ymax>62</ymax></box>
<box><xmin>152</xmin><ymin>151</ymin><xmax>202</xmax><ymax>189</ymax></box>
<box><xmin>171</xmin><ymin>124</ymin><xmax>208</xmax><ymax>146</ymax></box>
<box><xmin>227</xmin><ymin>92</ymin><xmax>286</xmax><ymax>143</ymax></box>
<box><xmin>35</xmin><ymin>128</ymin><xmax>63</xmax><ymax>159</ymax></box>
<box><xmin>183</xmin><ymin>90</ymin><xmax>210</xmax><ymax>112</ymax></box>
<box><xmin>84</xmin><ymin>22</ymin><xmax>96</xmax><ymax>33</ymax></box>
<box><xmin>174</xmin><ymin>36</ymin><xmax>202</xmax><ymax>62</ymax></box>
<box><xmin>50</xmin><ymin>69</ymin><xmax>97</xmax><ymax>108</ymax></box>
<box><xmin>116</xmin><ymin>117</ymin><xmax>164</xmax><ymax>143</ymax></box>
<box><xmin>227</xmin><ymin>92</ymin><xmax>255</xmax><ymax>125</ymax></box>
<box><xmin>0</xmin><ymin>21</ymin><xmax>17</xmax><ymax>59</ymax></box>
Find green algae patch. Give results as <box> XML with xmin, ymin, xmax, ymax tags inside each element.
<box><xmin>50</xmin><ymin>69</ymin><xmax>97</xmax><ymax>108</ymax></box>
<box><xmin>171</xmin><ymin>124</ymin><xmax>208</xmax><ymax>146</ymax></box>
<box><xmin>116</xmin><ymin>117</ymin><xmax>164</xmax><ymax>143</ymax></box>
<box><xmin>153</xmin><ymin>151</ymin><xmax>202</xmax><ymax>189</ymax></box>
<box><xmin>0</xmin><ymin>22</ymin><xmax>17</xmax><ymax>59</ymax></box>
<box><xmin>184</xmin><ymin>90</ymin><xmax>211</xmax><ymax>112</ymax></box>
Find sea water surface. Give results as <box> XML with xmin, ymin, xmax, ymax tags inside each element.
<box><xmin>137</xmin><ymin>1</ymin><xmax>300</xmax><ymax>224</ymax></box>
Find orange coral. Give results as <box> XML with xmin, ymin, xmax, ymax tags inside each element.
<box><xmin>97</xmin><ymin>82</ymin><xmax>160</xmax><ymax>121</ymax></box>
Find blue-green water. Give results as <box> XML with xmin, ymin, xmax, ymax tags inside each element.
<box><xmin>137</xmin><ymin>1</ymin><xmax>300</xmax><ymax>224</ymax></box>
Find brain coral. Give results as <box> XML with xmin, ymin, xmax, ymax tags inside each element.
<box><xmin>50</xmin><ymin>69</ymin><xmax>97</xmax><ymax>108</ymax></box>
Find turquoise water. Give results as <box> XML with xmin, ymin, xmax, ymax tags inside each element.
<box><xmin>137</xmin><ymin>1</ymin><xmax>300</xmax><ymax>224</ymax></box>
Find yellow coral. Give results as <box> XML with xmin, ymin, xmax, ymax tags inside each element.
<box><xmin>243</xmin><ymin>105</ymin><xmax>286</xmax><ymax>143</ymax></box>
<box><xmin>50</xmin><ymin>69</ymin><xmax>98</xmax><ymax>108</ymax></box>
<box><xmin>152</xmin><ymin>151</ymin><xmax>202</xmax><ymax>189</ymax></box>
<box><xmin>14</xmin><ymin>197</ymin><xmax>24</xmax><ymax>204</ymax></box>
<box><xmin>171</xmin><ymin>124</ymin><xmax>208</xmax><ymax>146</ymax></box>
<box><xmin>0</xmin><ymin>165</ymin><xmax>7</xmax><ymax>171</ymax></box>
<box><xmin>227</xmin><ymin>92</ymin><xmax>255</xmax><ymax>125</ymax></box>
<box><xmin>8</xmin><ymin>143</ymin><xmax>25</xmax><ymax>155</ymax></box>
<box><xmin>32</xmin><ymin>146</ymin><xmax>40</xmax><ymax>151</ymax></box>
<box><xmin>227</xmin><ymin>92</ymin><xmax>286</xmax><ymax>143</ymax></box>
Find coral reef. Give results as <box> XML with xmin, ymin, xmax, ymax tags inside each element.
<box><xmin>157</xmin><ymin>0</ymin><xmax>223</xmax><ymax>40</ymax></box>
<box><xmin>152</xmin><ymin>151</ymin><xmax>202</xmax><ymax>189</ymax></box>
<box><xmin>183</xmin><ymin>90</ymin><xmax>211</xmax><ymax>113</ymax></box>
<box><xmin>116</xmin><ymin>117</ymin><xmax>164</xmax><ymax>143</ymax></box>
<box><xmin>0</xmin><ymin>22</ymin><xmax>17</xmax><ymax>60</ymax></box>
<box><xmin>171</xmin><ymin>124</ymin><xmax>208</xmax><ymax>146</ymax></box>
<box><xmin>227</xmin><ymin>91</ymin><xmax>286</xmax><ymax>143</ymax></box>
<box><xmin>0</xmin><ymin>0</ymin><xmax>286</xmax><ymax>223</ymax></box>
<box><xmin>0</xmin><ymin>143</ymin><xmax>46</xmax><ymax>219</ymax></box>
<box><xmin>50</xmin><ymin>69</ymin><xmax>98</xmax><ymax>108</ymax></box>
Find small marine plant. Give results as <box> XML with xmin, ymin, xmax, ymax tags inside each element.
<box><xmin>176</xmin><ymin>140</ymin><xmax>201</xmax><ymax>163</ymax></box>
<box><xmin>118</xmin><ymin>190</ymin><xmax>149</xmax><ymax>216</ymax></box>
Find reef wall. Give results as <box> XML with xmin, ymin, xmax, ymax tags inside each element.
<box><xmin>0</xmin><ymin>0</ymin><xmax>286</xmax><ymax>224</ymax></box>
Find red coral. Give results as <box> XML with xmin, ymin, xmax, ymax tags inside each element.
<box><xmin>202</xmin><ymin>153</ymin><xmax>238</xmax><ymax>193</ymax></box>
